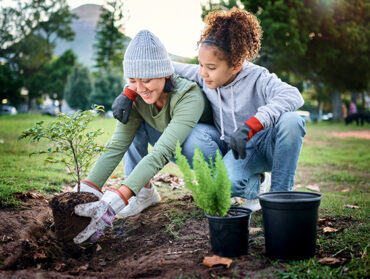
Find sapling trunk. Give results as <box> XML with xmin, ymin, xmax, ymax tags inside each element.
<box><xmin>69</xmin><ymin>139</ymin><xmax>81</xmax><ymax>192</ymax></box>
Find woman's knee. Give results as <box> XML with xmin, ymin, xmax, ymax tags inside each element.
<box><xmin>182</xmin><ymin>124</ymin><xmax>222</xmax><ymax>164</ymax></box>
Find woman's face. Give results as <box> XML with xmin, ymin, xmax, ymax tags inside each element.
<box><xmin>198</xmin><ymin>45</ymin><xmax>241</xmax><ymax>89</ymax></box>
<box><xmin>128</xmin><ymin>77</ymin><xmax>167</xmax><ymax>106</ymax></box>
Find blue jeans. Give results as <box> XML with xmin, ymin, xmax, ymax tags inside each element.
<box><xmin>124</xmin><ymin>112</ymin><xmax>306</xmax><ymax>200</ymax></box>
<box><xmin>123</xmin><ymin>121</ymin><xmax>198</xmax><ymax>177</ymax></box>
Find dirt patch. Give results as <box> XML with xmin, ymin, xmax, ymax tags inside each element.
<box><xmin>0</xmin><ymin>190</ymin><xmax>361</xmax><ymax>278</ymax></box>
<box><xmin>0</xmin><ymin>191</ymin><xmax>281</xmax><ymax>278</ymax></box>
<box><xmin>329</xmin><ymin>130</ymin><xmax>370</xmax><ymax>140</ymax></box>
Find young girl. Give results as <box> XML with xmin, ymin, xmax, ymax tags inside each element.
<box><xmin>72</xmin><ymin>30</ymin><xmax>211</xmax><ymax>244</ymax></box>
<box><xmin>113</xmin><ymin>8</ymin><xmax>306</xmax><ymax>213</ymax></box>
<box><xmin>173</xmin><ymin>7</ymin><xmax>306</xmax><ymax>211</ymax></box>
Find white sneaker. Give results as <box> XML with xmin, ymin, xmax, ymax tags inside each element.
<box><xmin>260</xmin><ymin>172</ymin><xmax>271</xmax><ymax>194</ymax></box>
<box><xmin>243</xmin><ymin>199</ymin><xmax>262</xmax><ymax>212</ymax></box>
<box><xmin>243</xmin><ymin>172</ymin><xmax>271</xmax><ymax>212</ymax></box>
<box><xmin>231</xmin><ymin>197</ymin><xmax>245</xmax><ymax>206</ymax></box>
<box><xmin>116</xmin><ymin>184</ymin><xmax>161</xmax><ymax>218</ymax></box>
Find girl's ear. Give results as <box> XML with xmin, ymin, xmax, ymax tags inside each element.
<box><xmin>232</xmin><ymin>61</ymin><xmax>243</xmax><ymax>74</ymax></box>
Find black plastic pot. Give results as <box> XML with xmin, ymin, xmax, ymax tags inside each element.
<box><xmin>259</xmin><ymin>191</ymin><xmax>322</xmax><ymax>261</ymax></box>
<box><xmin>206</xmin><ymin>206</ymin><xmax>252</xmax><ymax>257</ymax></box>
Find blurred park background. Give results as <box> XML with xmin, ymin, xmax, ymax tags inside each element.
<box><xmin>0</xmin><ymin>0</ymin><xmax>369</xmax><ymax>123</ymax></box>
<box><xmin>0</xmin><ymin>1</ymin><xmax>369</xmax><ymax>277</ymax></box>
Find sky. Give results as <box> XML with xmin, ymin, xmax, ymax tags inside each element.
<box><xmin>67</xmin><ymin>0</ymin><xmax>207</xmax><ymax>58</ymax></box>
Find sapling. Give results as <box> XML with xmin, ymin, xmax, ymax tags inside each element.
<box><xmin>175</xmin><ymin>143</ymin><xmax>231</xmax><ymax>216</ymax></box>
<box><xmin>19</xmin><ymin>106</ymin><xmax>108</xmax><ymax>192</ymax></box>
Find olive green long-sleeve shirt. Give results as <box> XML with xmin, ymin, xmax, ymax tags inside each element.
<box><xmin>87</xmin><ymin>75</ymin><xmax>211</xmax><ymax>195</ymax></box>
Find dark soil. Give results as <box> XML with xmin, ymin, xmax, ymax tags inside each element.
<box><xmin>49</xmin><ymin>192</ymin><xmax>99</xmax><ymax>241</ymax></box>
<box><xmin>0</xmin><ymin>191</ymin><xmax>356</xmax><ymax>278</ymax></box>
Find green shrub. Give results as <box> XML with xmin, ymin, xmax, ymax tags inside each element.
<box><xmin>175</xmin><ymin>143</ymin><xmax>231</xmax><ymax>216</ymax></box>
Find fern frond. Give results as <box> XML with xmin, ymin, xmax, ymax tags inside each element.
<box><xmin>175</xmin><ymin>142</ymin><xmax>195</xmax><ymax>192</ymax></box>
<box><xmin>193</xmin><ymin>147</ymin><xmax>217</xmax><ymax>215</ymax></box>
<box><xmin>175</xmin><ymin>144</ymin><xmax>232</xmax><ymax>217</ymax></box>
<box><xmin>214</xmin><ymin>151</ymin><xmax>232</xmax><ymax>216</ymax></box>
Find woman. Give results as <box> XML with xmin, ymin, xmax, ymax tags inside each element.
<box><xmin>72</xmin><ymin>30</ymin><xmax>211</xmax><ymax>244</ymax></box>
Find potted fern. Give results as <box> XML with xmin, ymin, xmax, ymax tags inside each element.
<box><xmin>175</xmin><ymin>143</ymin><xmax>252</xmax><ymax>257</ymax></box>
<box><xmin>19</xmin><ymin>106</ymin><xmax>107</xmax><ymax>241</ymax></box>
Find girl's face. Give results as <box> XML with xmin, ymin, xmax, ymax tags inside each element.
<box><xmin>128</xmin><ymin>77</ymin><xmax>168</xmax><ymax>107</ymax></box>
<box><xmin>198</xmin><ymin>45</ymin><xmax>242</xmax><ymax>89</ymax></box>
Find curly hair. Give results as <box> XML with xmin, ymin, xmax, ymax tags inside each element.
<box><xmin>199</xmin><ymin>7</ymin><xmax>262</xmax><ymax>67</ymax></box>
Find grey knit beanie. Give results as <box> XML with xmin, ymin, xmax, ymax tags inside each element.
<box><xmin>123</xmin><ymin>30</ymin><xmax>174</xmax><ymax>78</ymax></box>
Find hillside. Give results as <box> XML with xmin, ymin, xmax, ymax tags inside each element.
<box><xmin>54</xmin><ymin>4</ymin><xmax>101</xmax><ymax>68</ymax></box>
<box><xmin>54</xmin><ymin>4</ymin><xmax>191</xmax><ymax>68</ymax></box>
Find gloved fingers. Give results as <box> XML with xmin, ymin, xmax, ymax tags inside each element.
<box><xmin>121</xmin><ymin>110</ymin><xmax>128</xmax><ymax>124</ymax></box>
<box><xmin>113</xmin><ymin>109</ymin><xmax>124</xmax><ymax>123</ymax></box>
<box><xmin>240</xmin><ymin>149</ymin><xmax>246</xmax><ymax>160</ymax></box>
<box><xmin>238</xmin><ymin>143</ymin><xmax>247</xmax><ymax>160</ymax></box>
<box><xmin>74</xmin><ymin>201</ymin><xmax>101</xmax><ymax>217</ymax></box>
<box><xmin>232</xmin><ymin>149</ymin><xmax>239</xmax><ymax>160</ymax></box>
<box><xmin>73</xmin><ymin>219</ymin><xmax>99</xmax><ymax>244</ymax></box>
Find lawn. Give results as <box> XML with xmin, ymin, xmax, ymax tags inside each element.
<box><xmin>0</xmin><ymin>114</ymin><xmax>369</xmax><ymax>278</ymax></box>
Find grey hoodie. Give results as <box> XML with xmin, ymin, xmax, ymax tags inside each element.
<box><xmin>173</xmin><ymin>61</ymin><xmax>304</xmax><ymax>144</ymax></box>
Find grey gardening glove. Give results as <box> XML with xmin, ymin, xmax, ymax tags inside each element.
<box><xmin>112</xmin><ymin>87</ymin><xmax>138</xmax><ymax>124</ymax></box>
<box><xmin>229</xmin><ymin>117</ymin><xmax>264</xmax><ymax>160</ymax></box>
<box><xmin>73</xmin><ymin>187</ymin><xmax>128</xmax><ymax>244</ymax></box>
<box><xmin>229</xmin><ymin>124</ymin><xmax>251</xmax><ymax>160</ymax></box>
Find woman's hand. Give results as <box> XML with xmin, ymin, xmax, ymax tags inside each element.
<box><xmin>112</xmin><ymin>87</ymin><xmax>138</xmax><ymax>124</ymax></box>
<box><xmin>73</xmin><ymin>187</ymin><xmax>128</xmax><ymax>244</ymax></box>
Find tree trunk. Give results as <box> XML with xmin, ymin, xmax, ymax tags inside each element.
<box><xmin>351</xmin><ymin>92</ymin><xmax>358</xmax><ymax>103</ymax></box>
<box><xmin>361</xmin><ymin>91</ymin><xmax>366</xmax><ymax>109</ymax></box>
<box><xmin>331</xmin><ymin>90</ymin><xmax>343</xmax><ymax>122</ymax></box>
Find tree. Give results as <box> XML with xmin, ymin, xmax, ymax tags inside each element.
<box><xmin>93</xmin><ymin>0</ymin><xmax>128</xmax><ymax>70</ymax></box>
<box><xmin>14</xmin><ymin>33</ymin><xmax>50</xmax><ymax>108</ymax></box>
<box><xmin>1</xmin><ymin>0</ymin><xmax>77</xmax><ymax>61</ymax></box>
<box><xmin>37</xmin><ymin>1</ymin><xmax>78</xmax><ymax>59</ymax></box>
<box><xmin>0</xmin><ymin>0</ymin><xmax>77</xmax><ymax>107</ymax></box>
<box><xmin>64</xmin><ymin>64</ymin><xmax>94</xmax><ymax>110</ymax></box>
<box><xmin>90</xmin><ymin>67</ymin><xmax>124</xmax><ymax>111</ymax></box>
<box><xmin>0</xmin><ymin>62</ymin><xmax>23</xmax><ymax>106</ymax></box>
<box><xmin>202</xmin><ymin>0</ymin><xmax>370</xmax><ymax>121</ymax></box>
<box><xmin>43</xmin><ymin>50</ymin><xmax>77</xmax><ymax>111</ymax></box>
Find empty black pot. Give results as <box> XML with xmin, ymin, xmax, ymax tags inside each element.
<box><xmin>206</xmin><ymin>206</ymin><xmax>252</xmax><ymax>257</ymax></box>
<box><xmin>259</xmin><ymin>191</ymin><xmax>322</xmax><ymax>261</ymax></box>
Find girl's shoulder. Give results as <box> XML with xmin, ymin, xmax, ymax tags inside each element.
<box><xmin>173</xmin><ymin>74</ymin><xmax>201</xmax><ymax>93</ymax></box>
<box><xmin>169</xmin><ymin>75</ymin><xmax>206</xmax><ymax>106</ymax></box>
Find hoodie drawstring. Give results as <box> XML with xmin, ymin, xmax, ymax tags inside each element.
<box><xmin>217</xmin><ymin>88</ymin><xmax>225</xmax><ymax>140</ymax></box>
<box><xmin>217</xmin><ymin>87</ymin><xmax>238</xmax><ymax>141</ymax></box>
<box><xmin>231</xmin><ymin>87</ymin><xmax>238</xmax><ymax>132</ymax></box>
